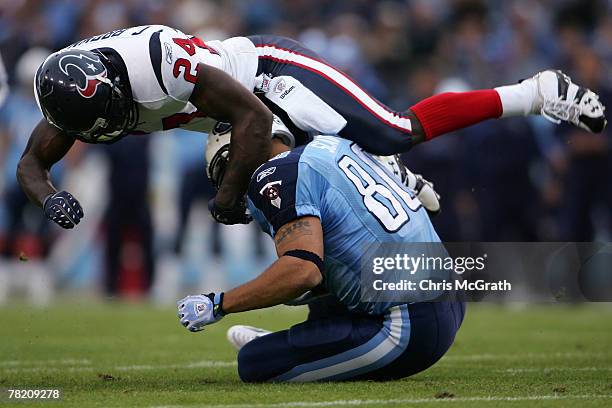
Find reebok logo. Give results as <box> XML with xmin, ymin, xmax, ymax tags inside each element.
<box><xmin>256</xmin><ymin>166</ymin><xmax>276</xmax><ymax>183</ymax></box>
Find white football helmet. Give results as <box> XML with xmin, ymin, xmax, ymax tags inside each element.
<box><xmin>205</xmin><ymin>115</ymin><xmax>295</xmax><ymax>189</ymax></box>
<box><xmin>205</xmin><ymin>121</ymin><xmax>232</xmax><ymax>189</ymax></box>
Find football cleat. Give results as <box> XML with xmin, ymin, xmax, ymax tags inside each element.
<box><xmin>226</xmin><ymin>325</ymin><xmax>271</xmax><ymax>351</ymax></box>
<box><xmin>373</xmin><ymin>155</ymin><xmax>441</xmax><ymax>215</ymax></box>
<box><xmin>524</xmin><ymin>70</ymin><xmax>607</xmax><ymax>133</ymax></box>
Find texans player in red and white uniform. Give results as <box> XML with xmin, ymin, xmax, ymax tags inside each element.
<box><xmin>18</xmin><ymin>25</ymin><xmax>607</xmax><ymax>227</ymax></box>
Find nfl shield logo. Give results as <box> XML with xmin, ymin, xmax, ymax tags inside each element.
<box><xmin>195</xmin><ymin>303</ymin><xmax>207</xmax><ymax>315</ymax></box>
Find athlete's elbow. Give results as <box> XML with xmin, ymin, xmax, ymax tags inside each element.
<box><xmin>294</xmin><ymin>261</ymin><xmax>323</xmax><ymax>291</ymax></box>
<box><xmin>15</xmin><ymin>156</ymin><xmax>30</xmax><ymax>186</ymax></box>
<box><xmin>245</xmin><ymin>106</ymin><xmax>272</xmax><ymax>139</ymax></box>
<box><xmin>241</xmin><ymin>108</ymin><xmax>272</xmax><ymax>156</ymax></box>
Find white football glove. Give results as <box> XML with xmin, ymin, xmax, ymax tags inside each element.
<box><xmin>373</xmin><ymin>155</ymin><xmax>441</xmax><ymax>215</ymax></box>
<box><xmin>405</xmin><ymin>171</ymin><xmax>441</xmax><ymax>215</ymax></box>
<box><xmin>177</xmin><ymin>293</ymin><xmax>225</xmax><ymax>332</ymax></box>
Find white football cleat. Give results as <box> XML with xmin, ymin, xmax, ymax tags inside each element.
<box><xmin>227</xmin><ymin>325</ymin><xmax>271</xmax><ymax>351</ymax></box>
<box><xmin>524</xmin><ymin>69</ymin><xmax>607</xmax><ymax>133</ymax></box>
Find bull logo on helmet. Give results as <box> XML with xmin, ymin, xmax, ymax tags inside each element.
<box><xmin>58</xmin><ymin>53</ymin><xmax>107</xmax><ymax>98</ymax></box>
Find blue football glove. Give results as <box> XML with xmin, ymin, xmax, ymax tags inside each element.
<box><xmin>177</xmin><ymin>293</ymin><xmax>225</xmax><ymax>332</ymax></box>
<box><xmin>43</xmin><ymin>191</ymin><xmax>84</xmax><ymax>229</ymax></box>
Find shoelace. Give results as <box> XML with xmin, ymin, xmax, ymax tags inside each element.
<box><xmin>540</xmin><ymin>98</ymin><xmax>581</xmax><ymax>125</ymax></box>
<box><xmin>541</xmin><ymin>88</ymin><xmax>604</xmax><ymax>127</ymax></box>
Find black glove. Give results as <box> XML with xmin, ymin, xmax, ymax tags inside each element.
<box><xmin>43</xmin><ymin>191</ymin><xmax>84</xmax><ymax>229</ymax></box>
<box><xmin>208</xmin><ymin>198</ymin><xmax>252</xmax><ymax>225</ymax></box>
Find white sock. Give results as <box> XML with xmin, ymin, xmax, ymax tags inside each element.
<box><xmin>494</xmin><ymin>80</ymin><xmax>539</xmax><ymax>118</ymax></box>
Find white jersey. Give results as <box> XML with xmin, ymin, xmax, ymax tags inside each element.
<box><xmin>63</xmin><ymin>25</ymin><xmax>258</xmax><ymax>134</ymax></box>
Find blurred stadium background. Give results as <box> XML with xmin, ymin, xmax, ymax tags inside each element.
<box><xmin>0</xmin><ymin>0</ymin><xmax>610</xmax><ymax>305</ymax></box>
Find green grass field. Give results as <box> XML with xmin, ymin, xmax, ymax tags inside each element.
<box><xmin>1</xmin><ymin>302</ymin><xmax>611</xmax><ymax>407</ymax></box>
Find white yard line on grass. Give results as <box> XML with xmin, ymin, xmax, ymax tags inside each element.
<box><xmin>151</xmin><ymin>394</ymin><xmax>612</xmax><ymax>408</ymax></box>
<box><xmin>500</xmin><ymin>367</ymin><xmax>612</xmax><ymax>373</ymax></box>
<box><xmin>441</xmin><ymin>351</ymin><xmax>610</xmax><ymax>362</ymax></box>
<box><xmin>0</xmin><ymin>358</ymin><xmax>91</xmax><ymax>367</ymax></box>
<box><xmin>3</xmin><ymin>351</ymin><xmax>609</xmax><ymax>374</ymax></box>
<box><xmin>114</xmin><ymin>361</ymin><xmax>237</xmax><ymax>371</ymax></box>
<box><xmin>0</xmin><ymin>360</ymin><xmax>236</xmax><ymax>374</ymax></box>
<box><xmin>2</xmin><ymin>351</ymin><xmax>606</xmax><ymax>371</ymax></box>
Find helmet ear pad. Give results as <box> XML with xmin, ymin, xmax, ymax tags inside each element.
<box><xmin>205</xmin><ymin>122</ymin><xmax>232</xmax><ymax>189</ymax></box>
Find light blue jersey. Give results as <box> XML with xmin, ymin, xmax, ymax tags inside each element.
<box><xmin>247</xmin><ymin>136</ymin><xmax>442</xmax><ymax>315</ymax></box>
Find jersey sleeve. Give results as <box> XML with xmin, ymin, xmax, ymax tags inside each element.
<box><xmin>157</xmin><ymin>29</ymin><xmax>224</xmax><ymax>103</ymax></box>
<box><xmin>247</xmin><ymin>152</ymin><xmax>323</xmax><ymax>236</ymax></box>
<box><xmin>216</xmin><ymin>36</ymin><xmax>258</xmax><ymax>91</ymax></box>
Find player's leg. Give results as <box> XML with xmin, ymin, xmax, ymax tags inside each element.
<box><xmin>353</xmin><ymin>301</ymin><xmax>466</xmax><ymax>381</ymax></box>
<box><xmin>237</xmin><ymin>302</ymin><xmax>464</xmax><ymax>382</ymax></box>
<box><xmin>237</xmin><ymin>305</ymin><xmax>412</xmax><ymax>382</ymax></box>
<box><xmin>249</xmin><ymin>36</ymin><xmax>606</xmax><ymax>154</ymax></box>
<box><xmin>248</xmin><ymin>35</ymin><xmax>415</xmax><ymax>155</ymax></box>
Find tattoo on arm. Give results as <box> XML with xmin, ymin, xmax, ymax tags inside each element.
<box><xmin>275</xmin><ymin>219</ymin><xmax>312</xmax><ymax>247</ymax></box>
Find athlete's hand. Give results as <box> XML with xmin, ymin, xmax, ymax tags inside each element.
<box><xmin>177</xmin><ymin>293</ymin><xmax>225</xmax><ymax>332</ymax></box>
<box><xmin>208</xmin><ymin>198</ymin><xmax>252</xmax><ymax>225</ymax></box>
<box><xmin>402</xmin><ymin>171</ymin><xmax>441</xmax><ymax>216</ymax></box>
<box><xmin>43</xmin><ymin>190</ymin><xmax>84</xmax><ymax>229</ymax></box>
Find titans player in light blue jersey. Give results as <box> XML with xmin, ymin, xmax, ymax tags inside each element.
<box><xmin>177</xmin><ymin>131</ymin><xmax>464</xmax><ymax>382</ymax></box>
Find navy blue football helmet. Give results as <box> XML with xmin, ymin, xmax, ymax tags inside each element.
<box><xmin>34</xmin><ymin>49</ymin><xmax>138</xmax><ymax>144</ymax></box>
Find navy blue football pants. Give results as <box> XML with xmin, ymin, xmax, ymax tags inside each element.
<box><xmin>248</xmin><ymin>35</ymin><xmax>414</xmax><ymax>155</ymax></box>
<box><xmin>237</xmin><ymin>301</ymin><xmax>466</xmax><ymax>382</ymax></box>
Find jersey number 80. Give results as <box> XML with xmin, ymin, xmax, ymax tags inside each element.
<box><xmin>338</xmin><ymin>148</ymin><xmax>421</xmax><ymax>232</ymax></box>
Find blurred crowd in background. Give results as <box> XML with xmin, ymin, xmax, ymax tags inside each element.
<box><xmin>0</xmin><ymin>0</ymin><xmax>610</xmax><ymax>303</ymax></box>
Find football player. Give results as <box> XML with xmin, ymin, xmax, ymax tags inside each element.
<box><xmin>177</xmin><ymin>128</ymin><xmax>464</xmax><ymax>382</ymax></box>
<box><xmin>18</xmin><ymin>25</ymin><xmax>607</xmax><ymax>227</ymax></box>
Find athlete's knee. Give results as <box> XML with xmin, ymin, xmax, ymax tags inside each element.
<box><xmin>377</xmin><ymin>137</ymin><xmax>412</xmax><ymax>155</ymax></box>
<box><xmin>237</xmin><ymin>342</ymin><xmax>266</xmax><ymax>382</ymax></box>
<box><xmin>237</xmin><ymin>329</ymin><xmax>299</xmax><ymax>382</ymax></box>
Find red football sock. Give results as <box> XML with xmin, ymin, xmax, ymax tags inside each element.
<box><xmin>410</xmin><ymin>90</ymin><xmax>503</xmax><ymax>141</ymax></box>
